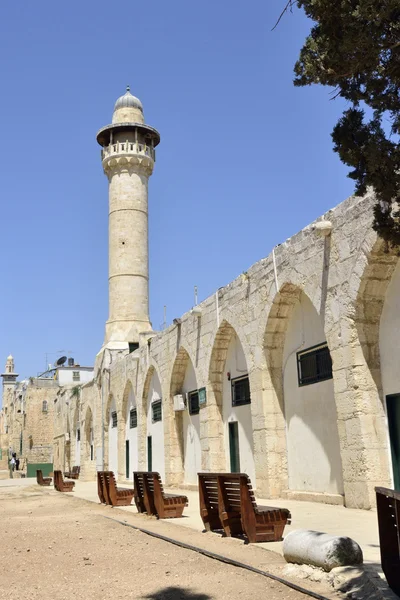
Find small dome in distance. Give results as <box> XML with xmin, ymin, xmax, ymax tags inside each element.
<box><xmin>112</xmin><ymin>86</ymin><xmax>145</xmax><ymax>125</ymax></box>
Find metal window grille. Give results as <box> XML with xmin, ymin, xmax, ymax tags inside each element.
<box><xmin>111</xmin><ymin>411</ymin><xmax>118</xmax><ymax>428</ymax></box>
<box><xmin>130</xmin><ymin>408</ymin><xmax>137</xmax><ymax>428</ymax></box>
<box><xmin>297</xmin><ymin>343</ymin><xmax>333</xmax><ymax>386</ymax></box>
<box><xmin>152</xmin><ymin>400</ymin><xmax>162</xmax><ymax>423</ymax></box>
<box><xmin>231</xmin><ymin>376</ymin><xmax>251</xmax><ymax>407</ymax></box>
<box><xmin>73</xmin><ymin>371</ymin><xmax>80</xmax><ymax>382</ymax></box>
<box><xmin>188</xmin><ymin>391</ymin><xmax>200</xmax><ymax>415</ymax></box>
<box><xmin>42</xmin><ymin>401</ymin><xmax>48</xmax><ymax>413</ymax></box>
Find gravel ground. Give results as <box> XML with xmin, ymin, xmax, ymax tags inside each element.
<box><xmin>0</xmin><ymin>485</ymin><xmax>340</xmax><ymax>600</ymax></box>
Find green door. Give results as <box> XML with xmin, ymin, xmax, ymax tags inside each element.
<box><xmin>387</xmin><ymin>394</ymin><xmax>400</xmax><ymax>490</ymax></box>
<box><xmin>229</xmin><ymin>422</ymin><xmax>240</xmax><ymax>473</ymax></box>
<box><xmin>147</xmin><ymin>436</ymin><xmax>152</xmax><ymax>472</ymax></box>
<box><xmin>125</xmin><ymin>440</ymin><xmax>129</xmax><ymax>479</ymax></box>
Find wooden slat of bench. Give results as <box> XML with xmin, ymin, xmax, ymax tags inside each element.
<box><xmin>198</xmin><ymin>473</ymin><xmax>223</xmax><ymax>532</ymax></box>
<box><xmin>218</xmin><ymin>475</ymin><xmax>244</xmax><ymax>537</ymax></box>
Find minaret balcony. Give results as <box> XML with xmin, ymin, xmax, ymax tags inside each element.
<box><xmin>101</xmin><ymin>141</ymin><xmax>155</xmax><ymax>162</ymax></box>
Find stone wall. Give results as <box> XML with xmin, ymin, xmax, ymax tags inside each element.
<box><xmin>22</xmin><ymin>380</ymin><xmax>57</xmax><ymax>464</ymax></box>
<box><xmin>60</xmin><ymin>191</ymin><xmax>397</xmax><ymax>509</ymax></box>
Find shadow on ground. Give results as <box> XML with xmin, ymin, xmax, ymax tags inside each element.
<box><xmin>144</xmin><ymin>587</ymin><xmax>211</xmax><ymax>600</ymax></box>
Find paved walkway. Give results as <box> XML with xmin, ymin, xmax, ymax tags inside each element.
<box><xmin>68</xmin><ymin>479</ymin><xmax>381</xmax><ymax>568</ymax></box>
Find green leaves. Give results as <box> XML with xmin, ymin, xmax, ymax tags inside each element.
<box><xmin>295</xmin><ymin>0</ymin><xmax>400</xmax><ymax>245</ymax></box>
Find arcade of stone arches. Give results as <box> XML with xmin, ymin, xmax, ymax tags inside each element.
<box><xmin>68</xmin><ymin>233</ymin><xmax>400</xmax><ymax>510</ymax></box>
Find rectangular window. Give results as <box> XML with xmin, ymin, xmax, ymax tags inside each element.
<box><xmin>130</xmin><ymin>408</ymin><xmax>137</xmax><ymax>428</ymax></box>
<box><xmin>72</xmin><ymin>371</ymin><xmax>80</xmax><ymax>382</ymax></box>
<box><xmin>111</xmin><ymin>411</ymin><xmax>118</xmax><ymax>428</ymax></box>
<box><xmin>77</xmin><ymin>429</ymin><xmax>80</xmax><ymax>442</ymax></box>
<box><xmin>297</xmin><ymin>343</ymin><xmax>333</xmax><ymax>386</ymax></box>
<box><xmin>129</xmin><ymin>342</ymin><xmax>139</xmax><ymax>354</ymax></box>
<box><xmin>188</xmin><ymin>390</ymin><xmax>200</xmax><ymax>415</ymax></box>
<box><xmin>152</xmin><ymin>400</ymin><xmax>162</xmax><ymax>423</ymax></box>
<box><xmin>231</xmin><ymin>375</ymin><xmax>251</xmax><ymax>407</ymax></box>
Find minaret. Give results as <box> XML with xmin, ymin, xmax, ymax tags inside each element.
<box><xmin>1</xmin><ymin>355</ymin><xmax>18</xmax><ymax>410</ymax></box>
<box><xmin>96</xmin><ymin>87</ymin><xmax>160</xmax><ymax>348</ymax></box>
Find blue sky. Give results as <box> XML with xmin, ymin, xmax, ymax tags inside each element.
<box><xmin>0</xmin><ymin>1</ymin><xmax>354</xmax><ymax>381</ymax></box>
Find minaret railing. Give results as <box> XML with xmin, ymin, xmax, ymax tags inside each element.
<box><xmin>101</xmin><ymin>141</ymin><xmax>155</xmax><ymax>161</ymax></box>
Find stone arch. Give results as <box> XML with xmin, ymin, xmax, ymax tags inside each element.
<box><xmin>121</xmin><ymin>379</ymin><xmax>135</xmax><ymax>421</ymax></box>
<box><xmin>354</xmin><ymin>238</ymin><xmax>398</xmax><ymax>401</ymax></box>
<box><xmin>264</xmin><ymin>283</ymin><xmax>306</xmax><ymax>416</ymax></box>
<box><xmin>169</xmin><ymin>346</ymin><xmax>200</xmax><ymax>486</ymax></box>
<box><xmin>72</xmin><ymin>400</ymin><xmax>81</xmax><ymax>468</ymax></box>
<box><xmin>208</xmin><ymin>320</ymin><xmax>237</xmax><ymax>418</ymax></box>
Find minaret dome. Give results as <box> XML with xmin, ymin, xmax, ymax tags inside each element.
<box><xmin>112</xmin><ymin>86</ymin><xmax>145</xmax><ymax>125</ymax></box>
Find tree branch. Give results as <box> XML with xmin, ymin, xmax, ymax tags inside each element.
<box><xmin>271</xmin><ymin>0</ymin><xmax>295</xmax><ymax>31</ymax></box>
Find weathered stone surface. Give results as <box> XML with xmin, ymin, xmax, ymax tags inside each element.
<box><xmin>283</xmin><ymin>529</ymin><xmax>363</xmax><ymax>572</ymax></box>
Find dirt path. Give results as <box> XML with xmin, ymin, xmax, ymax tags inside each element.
<box><xmin>0</xmin><ymin>485</ymin><xmax>340</xmax><ymax>600</ymax></box>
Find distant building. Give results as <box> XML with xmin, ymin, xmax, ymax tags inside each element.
<box><xmin>0</xmin><ymin>356</ymin><xmax>93</xmax><ymax>475</ymax></box>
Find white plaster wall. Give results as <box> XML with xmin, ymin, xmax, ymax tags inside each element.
<box><xmin>108</xmin><ymin>397</ymin><xmax>118</xmax><ymax>478</ymax></box>
<box><xmin>181</xmin><ymin>360</ymin><xmax>201</xmax><ymax>485</ymax></box>
<box><xmin>147</xmin><ymin>372</ymin><xmax>165</xmax><ymax>480</ymax></box>
<box><xmin>380</xmin><ymin>261</ymin><xmax>400</xmax><ymax>398</ymax></box>
<box><xmin>57</xmin><ymin>368</ymin><xmax>94</xmax><ymax>386</ymax></box>
<box><xmin>379</xmin><ymin>260</ymin><xmax>400</xmax><ymax>487</ymax></box>
<box><xmin>125</xmin><ymin>387</ymin><xmax>138</xmax><ymax>477</ymax></box>
<box><xmin>223</xmin><ymin>334</ymin><xmax>255</xmax><ymax>483</ymax></box>
<box><xmin>283</xmin><ymin>293</ymin><xmax>344</xmax><ymax>495</ymax></box>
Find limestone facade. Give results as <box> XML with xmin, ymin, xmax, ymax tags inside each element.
<box><xmin>60</xmin><ymin>189</ymin><xmax>399</xmax><ymax>510</ymax></box>
<box><xmin>1</xmin><ymin>361</ymin><xmax>94</xmax><ymax>471</ymax></box>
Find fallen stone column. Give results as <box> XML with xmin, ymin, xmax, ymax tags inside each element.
<box><xmin>283</xmin><ymin>529</ymin><xmax>363</xmax><ymax>572</ymax></box>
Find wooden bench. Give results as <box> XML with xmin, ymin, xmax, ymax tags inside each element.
<box><xmin>198</xmin><ymin>473</ymin><xmax>291</xmax><ymax>543</ymax></box>
<box><xmin>64</xmin><ymin>466</ymin><xmax>80</xmax><ymax>479</ymax></box>
<box><xmin>36</xmin><ymin>469</ymin><xmax>52</xmax><ymax>486</ymax></box>
<box><xmin>54</xmin><ymin>470</ymin><xmax>75</xmax><ymax>492</ymax></box>
<box><xmin>133</xmin><ymin>471</ymin><xmax>188</xmax><ymax>518</ymax></box>
<box><xmin>98</xmin><ymin>471</ymin><xmax>134</xmax><ymax>507</ymax></box>
<box><xmin>375</xmin><ymin>486</ymin><xmax>400</xmax><ymax>596</ymax></box>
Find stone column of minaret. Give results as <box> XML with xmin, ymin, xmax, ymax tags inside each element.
<box><xmin>96</xmin><ymin>87</ymin><xmax>160</xmax><ymax>349</ymax></box>
<box><xmin>0</xmin><ymin>355</ymin><xmax>18</xmax><ymax>465</ymax></box>
<box><xmin>1</xmin><ymin>355</ymin><xmax>18</xmax><ymax>410</ymax></box>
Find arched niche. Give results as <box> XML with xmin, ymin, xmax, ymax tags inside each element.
<box><xmin>84</xmin><ymin>406</ymin><xmax>94</xmax><ymax>464</ymax></box>
<box><xmin>379</xmin><ymin>259</ymin><xmax>400</xmax><ymax>488</ymax></box>
<box><xmin>281</xmin><ymin>289</ymin><xmax>343</xmax><ymax>495</ymax></box>
<box><xmin>107</xmin><ymin>395</ymin><xmax>118</xmax><ymax>477</ymax></box>
<box><xmin>144</xmin><ymin>368</ymin><xmax>164</xmax><ymax>480</ymax></box>
<box><xmin>122</xmin><ymin>382</ymin><xmax>138</xmax><ymax>479</ymax></box>
<box><xmin>209</xmin><ymin>320</ymin><xmax>255</xmax><ymax>480</ymax></box>
<box><xmin>170</xmin><ymin>347</ymin><xmax>200</xmax><ymax>485</ymax></box>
